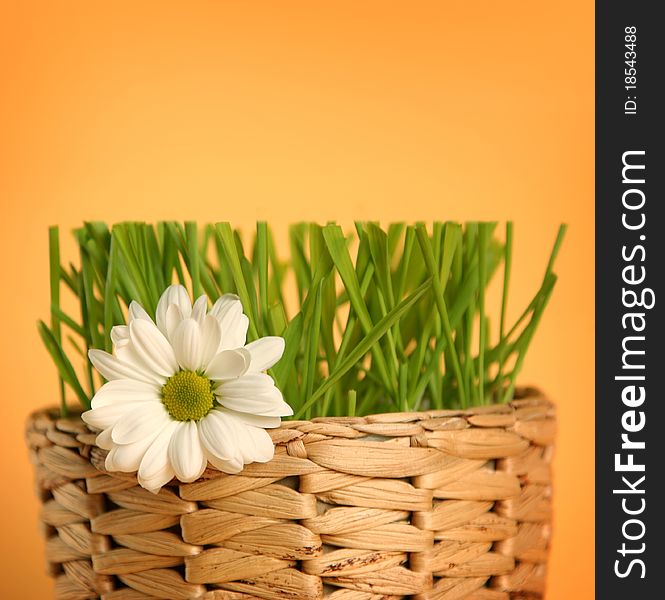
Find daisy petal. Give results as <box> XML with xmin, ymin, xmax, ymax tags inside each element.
<box><xmin>82</xmin><ymin>402</ymin><xmax>135</xmax><ymax>430</ymax></box>
<box><xmin>91</xmin><ymin>379</ymin><xmax>161</xmax><ymax>409</ymax></box>
<box><xmin>110</xmin><ymin>325</ymin><xmax>129</xmax><ymax>347</ymax></box>
<box><xmin>200</xmin><ymin>315</ymin><xmax>222</xmax><ymax>368</ymax></box>
<box><xmin>191</xmin><ymin>295</ymin><xmax>209</xmax><ymax>324</ymax></box>
<box><xmin>172</xmin><ymin>318</ymin><xmax>202</xmax><ymax>371</ymax></box>
<box><xmin>217</xmin><ymin>374</ymin><xmax>293</xmax><ymax>417</ymax></box>
<box><xmin>213</xmin><ymin>298</ymin><xmax>248</xmax><ymax>350</ymax></box>
<box><xmin>129</xmin><ymin>319</ymin><xmax>178</xmax><ymax>377</ymax></box>
<box><xmin>198</xmin><ymin>409</ymin><xmax>241</xmax><ymax>462</ymax></box>
<box><xmin>95</xmin><ymin>428</ymin><xmax>114</xmax><ymax>450</ymax></box>
<box><xmin>206</xmin><ymin>349</ymin><xmax>250</xmax><ymax>381</ymax></box>
<box><xmin>128</xmin><ymin>301</ymin><xmax>152</xmax><ymax>323</ymax></box>
<box><xmin>238</xmin><ymin>424</ymin><xmax>275</xmax><ymax>463</ymax></box>
<box><xmin>111</xmin><ymin>403</ymin><xmax>170</xmax><ymax>445</ymax></box>
<box><xmin>156</xmin><ymin>285</ymin><xmax>192</xmax><ymax>337</ymax></box>
<box><xmin>105</xmin><ymin>447</ymin><xmax>119</xmax><ymax>471</ymax></box>
<box><xmin>220</xmin><ymin>408</ymin><xmax>281</xmax><ymax>429</ymax></box>
<box><xmin>209</xmin><ymin>294</ymin><xmax>241</xmax><ymax>321</ymax></box>
<box><xmin>138</xmin><ymin>421</ymin><xmax>178</xmax><ymax>493</ymax></box>
<box><xmin>168</xmin><ymin>421</ymin><xmax>206</xmax><ymax>482</ymax></box>
<box><xmin>104</xmin><ymin>444</ymin><xmax>128</xmax><ymax>473</ymax></box>
<box><xmin>165</xmin><ymin>304</ymin><xmax>184</xmax><ymax>342</ymax></box>
<box><xmin>204</xmin><ymin>450</ymin><xmax>244</xmax><ymax>474</ymax></box>
<box><xmin>140</xmin><ymin>464</ymin><xmax>175</xmax><ymax>494</ymax></box>
<box><xmin>106</xmin><ymin>420</ymin><xmax>168</xmax><ymax>472</ymax></box>
<box><xmin>245</xmin><ymin>337</ymin><xmax>285</xmax><ymax>373</ymax></box>
<box><xmin>223</xmin><ymin>314</ymin><xmax>249</xmax><ymax>350</ymax></box>
<box><xmin>114</xmin><ymin>343</ymin><xmax>170</xmax><ymax>385</ymax></box>
<box><xmin>89</xmin><ymin>349</ymin><xmax>163</xmax><ymax>385</ymax></box>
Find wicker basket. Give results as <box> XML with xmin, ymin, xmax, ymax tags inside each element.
<box><xmin>26</xmin><ymin>389</ymin><xmax>554</xmax><ymax>600</ymax></box>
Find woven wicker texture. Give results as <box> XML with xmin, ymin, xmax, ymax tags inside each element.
<box><xmin>26</xmin><ymin>390</ymin><xmax>554</xmax><ymax>600</ymax></box>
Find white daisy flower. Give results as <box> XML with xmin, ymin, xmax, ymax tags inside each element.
<box><xmin>82</xmin><ymin>284</ymin><xmax>292</xmax><ymax>493</ymax></box>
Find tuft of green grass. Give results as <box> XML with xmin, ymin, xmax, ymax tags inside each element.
<box><xmin>40</xmin><ymin>221</ymin><xmax>565</xmax><ymax>416</ymax></box>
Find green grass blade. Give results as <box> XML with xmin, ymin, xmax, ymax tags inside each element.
<box><xmin>267</xmin><ymin>227</ymin><xmax>286</xmax><ymax>308</ymax></box>
<box><xmin>497</xmin><ymin>222</ymin><xmax>513</xmax><ymax>391</ymax></box>
<box><xmin>78</xmin><ymin>238</ymin><xmax>105</xmax><ymax>352</ymax></box>
<box><xmin>367</xmin><ymin>223</ymin><xmax>395</xmax><ymax>307</ymax></box>
<box><xmin>112</xmin><ymin>224</ymin><xmax>154</xmax><ymax>311</ymax></box>
<box><xmin>257</xmin><ymin>222</ymin><xmax>269</xmax><ymax>330</ymax></box>
<box><xmin>545</xmin><ymin>224</ymin><xmax>567</xmax><ymax>276</ymax></box>
<box><xmin>215</xmin><ymin>223</ymin><xmax>259</xmax><ymax>340</ymax></box>
<box><xmin>409</xmin><ymin>335</ymin><xmax>446</xmax><ymax>410</ymax></box>
<box><xmin>289</xmin><ymin>223</ymin><xmax>311</xmax><ymax>304</ymax></box>
<box><xmin>302</xmin><ymin>281</ymin><xmax>323</xmax><ymax>417</ymax></box>
<box><xmin>38</xmin><ymin>320</ymin><xmax>90</xmax><ymax>409</ymax></box>
<box><xmin>440</xmin><ymin>222</ymin><xmax>461</xmax><ymax>288</ymax></box>
<box><xmin>387</xmin><ymin>223</ymin><xmax>405</xmax><ymax>260</ymax></box>
<box><xmin>60</xmin><ymin>265</ymin><xmax>79</xmax><ymax>295</ymax></box>
<box><xmin>163</xmin><ymin>222</ymin><xmax>186</xmax><ymax>285</ymax></box>
<box><xmin>48</xmin><ymin>226</ymin><xmax>67</xmax><ymax>415</ymax></box>
<box><xmin>240</xmin><ymin>254</ymin><xmax>261</xmax><ymax>341</ymax></box>
<box><xmin>143</xmin><ymin>224</ymin><xmax>165</xmax><ymax>293</ymax></box>
<box><xmin>103</xmin><ymin>234</ymin><xmax>119</xmax><ymax>352</ymax></box>
<box><xmin>347</xmin><ymin>389</ymin><xmax>357</xmax><ymax>417</ymax></box>
<box><xmin>50</xmin><ymin>307</ymin><xmax>86</xmax><ymax>338</ymax></box>
<box><xmin>323</xmin><ymin>224</ymin><xmax>395</xmax><ymax>396</ymax></box>
<box><xmin>493</xmin><ymin>223</ymin><xmax>567</xmax><ymax>362</ymax></box>
<box><xmin>320</xmin><ymin>269</ymin><xmax>338</xmax><ymax>370</ymax></box>
<box><xmin>415</xmin><ymin>225</ymin><xmax>467</xmax><ymax>406</ymax></box>
<box><xmin>295</xmin><ymin>277</ymin><xmax>431</xmax><ymax>419</ymax></box>
<box><xmin>272</xmin><ymin>312</ymin><xmax>303</xmax><ymax>397</ymax></box>
<box><xmin>502</xmin><ymin>273</ymin><xmax>558</xmax><ymax>402</ymax></box>
<box><xmin>185</xmin><ymin>222</ymin><xmax>202</xmax><ymax>298</ymax></box>
<box><xmin>394</xmin><ymin>226</ymin><xmax>415</xmax><ymax>302</ymax></box>
<box><xmin>477</xmin><ymin>223</ymin><xmax>489</xmax><ymax>403</ymax></box>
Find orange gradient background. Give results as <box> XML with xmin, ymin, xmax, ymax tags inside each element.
<box><xmin>0</xmin><ymin>2</ymin><xmax>593</xmax><ymax>598</ymax></box>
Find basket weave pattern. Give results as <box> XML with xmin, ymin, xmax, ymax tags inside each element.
<box><xmin>26</xmin><ymin>391</ymin><xmax>554</xmax><ymax>600</ymax></box>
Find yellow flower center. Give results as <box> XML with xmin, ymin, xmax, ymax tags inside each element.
<box><xmin>161</xmin><ymin>371</ymin><xmax>215</xmax><ymax>421</ymax></box>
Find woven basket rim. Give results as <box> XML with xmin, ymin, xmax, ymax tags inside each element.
<box><xmin>28</xmin><ymin>386</ymin><xmax>553</xmax><ymax>485</ymax></box>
